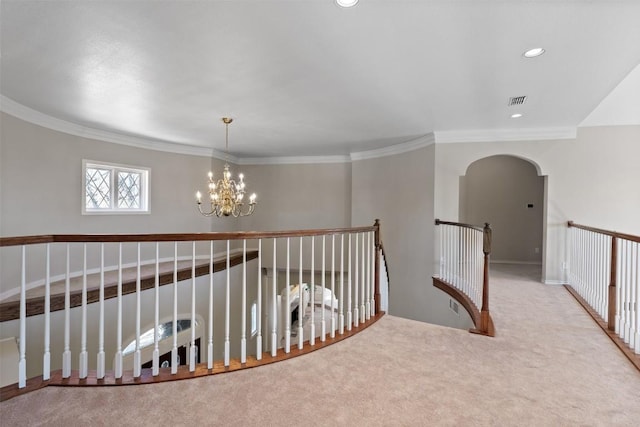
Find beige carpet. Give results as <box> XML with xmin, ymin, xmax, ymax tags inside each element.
<box><xmin>2</xmin><ymin>264</ymin><xmax>639</xmax><ymax>426</ymax></box>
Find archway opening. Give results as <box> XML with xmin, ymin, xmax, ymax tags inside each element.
<box><xmin>459</xmin><ymin>155</ymin><xmax>545</xmax><ymax>272</ymax></box>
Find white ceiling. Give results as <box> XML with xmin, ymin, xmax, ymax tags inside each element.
<box><xmin>1</xmin><ymin>0</ymin><xmax>639</xmax><ymax>159</ymax></box>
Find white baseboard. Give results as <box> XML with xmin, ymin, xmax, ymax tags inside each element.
<box><xmin>544</xmin><ymin>280</ymin><xmax>567</xmax><ymax>286</ymax></box>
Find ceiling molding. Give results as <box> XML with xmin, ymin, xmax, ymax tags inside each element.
<box><xmin>1</xmin><ymin>95</ymin><xmax>215</xmax><ymax>158</ymax></box>
<box><xmin>434</xmin><ymin>128</ymin><xmax>577</xmax><ymax>144</ymax></box>
<box><xmin>349</xmin><ymin>134</ymin><xmax>435</xmax><ymax>161</ymax></box>
<box><xmin>237</xmin><ymin>155</ymin><xmax>350</xmax><ymax>165</ymax></box>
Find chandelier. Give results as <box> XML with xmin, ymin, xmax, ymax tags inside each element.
<box><xmin>196</xmin><ymin>118</ymin><xmax>256</xmax><ymax>217</ymax></box>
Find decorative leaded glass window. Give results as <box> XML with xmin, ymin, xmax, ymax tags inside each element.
<box><xmin>83</xmin><ymin>160</ymin><xmax>149</xmax><ymax>214</ymax></box>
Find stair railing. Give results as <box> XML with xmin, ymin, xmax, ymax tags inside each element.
<box><xmin>0</xmin><ymin>221</ymin><xmax>387</xmax><ymax>397</ymax></box>
<box><xmin>567</xmin><ymin>221</ymin><xmax>639</xmax><ymax>362</ymax></box>
<box><xmin>433</xmin><ymin>219</ymin><xmax>495</xmax><ymax>337</ymax></box>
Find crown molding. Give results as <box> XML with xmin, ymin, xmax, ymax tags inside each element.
<box><xmin>349</xmin><ymin>134</ymin><xmax>435</xmax><ymax>161</ymax></box>
<box><xmin>237</xmin><ymin>155</ymin><xmax>350</xmax><ymax>165</ymax></box>
<box><xmin>434</xmin><ymin>127</ymin><xmax>577</xmax><ymax>144</ymax></box>
<box><xmin>1</xmin><ymin>95</ymin><xmax>215</xmax><ymax>158</ymax></box>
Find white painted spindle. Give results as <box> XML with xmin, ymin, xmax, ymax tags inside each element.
<box><xmin>153</xmin><ymin>242</ymin><xmax>160</xmax><ymax>376</ymax></box>
<box><xmin>284</xmin><ymin>238</ymin><xmax>291</xmax><ymax>353</ymax></box>
<box><xmin>321</xmin><ymin>235</ymin><xmax>326</xmax><ymax>342</ymax></box>
<box><xmin>79</xmin><ymin>243</ymin><xmax>88</xmax><ymax>379</ymax></box>
<box><xmin>63</xmin><ymin>244</ymin><xmax>71</xmax><ymax>379</ymax></box>
<box><xmin>274</xmin><ymin>238</ymin><xmax>281</xmax><ymax>356</ymax></box>
<box><xmin>331</xmin><ymin>235</ymin><xmax>336</xmax><ymax>338</ymax></box>
<box><xmin>97</xmin><ymin>243</ymin><xmax>105</xmax><ymax>379</ymax></box>
<box><xmin>339</xmin><ymin>234</ymin><xmax>345</xmax><ymax>335</ymax></box>
<box><xmin>18</xmin><ymin>246</ymin><xmax>26</xmax><ymax>388</ymax></box>
<box><xmin>43</xmin><ymin>244</ymin><xmax>51</xmax><ymax>381</ymax></box>
<box><xmin>114</xmin><ymin>243</ymin><xmax>123</xmax><ymax>379</ymax></box>
<box><xmin>354</xmin><ymin>233</ymin><xmax>359</xmax><ymax>327</ymax></box>
<box><xmin>298</xmin><ymin>237</ymin><xmax>304</xmax><ymax>349</ymax></box>
<box><xmin>241</xmin><ymin>239</ymin><xmax>247</xmax><ymax>363</ymax></box>
<box><xmin>310</xmin><ymin>236</ymin><xmax>315</xmax><ymax>346</ymax></box>
<box><xmin>134</xmin><ymin>242</ymin><xmax>141</xmax><ymax>378</ymax></box>
<box><xmin>190</xmin><ymin>241</ymin><xmax>197</xmax><ymax>372</ymax></box>
<box><xmin>224</xmin><ymin>240</ymin><xmax>231</xmax><ymax>367</ymax></box>
<box><xmin>257</xmin><ymin>239</ymin><xmax>263</xmax><ymax>360</ymax></box>
<box><xmin>208</xmin><ymin>240</ymin><xmax>214</xmax><ymax>369</ymax></box>
<box><xmin>172</xmin><ymin>242</ymin><xmax>178</xmax><ymax>374</ymax></box>
<box><xmin>347</xmin><ymin>233</ymin><xmax>352</xmax><ymax>331</ymax></box>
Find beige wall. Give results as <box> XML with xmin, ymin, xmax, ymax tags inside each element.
<box><xmin>0</xmin><ymin>112</ymin><xmax>235</xmax><ymax>236</ymax></box>
<box><xmin>435</xmin><ymin>125</ymin><xmax>640</xmax><ymax>284</ymax></box>
<box><xmin>460</xmin><ymin>155</ymin><xmax>544</xmax><ymax>264</ymax></box>
<box><xmin>351</xmin><ymin>145</ymin><xmax>473</xmax><ymax>329</ymax></box>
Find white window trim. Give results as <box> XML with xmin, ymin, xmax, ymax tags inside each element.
<box><xmin>82</xmin><ymin>159</ymin><xmax>151</xmax><ymax>215</ymax></box>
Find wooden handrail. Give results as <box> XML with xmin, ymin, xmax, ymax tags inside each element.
<box><xmin>567</xmin><ymin>221</ymin><xmax>640</xmax><ymax>243</ymax></box>
<box><xmin>0</xmin><ymin>225</ymin><xmax>378</xmax><ymax>247</ymax></box>
<box><xmin>434</xmin><ymin>219</ymin><xmax>494</xmax><ymax>337</ymax></box>
<box><xmin>435</xmin><ymin>218</ymin><xmax>483</xmax><ymax>232</ymax></box>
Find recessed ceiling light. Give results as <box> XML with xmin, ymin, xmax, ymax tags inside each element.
<box><xmin>523</xmin><ymin>48</ymin><xmax>545</xmax><ymax>58</ymax></box>
<box><xmin>511</xmin><ymin>113</ymin><xmax>523</xmax><ymax>118</ymax></box>
<box><xmin>336</xmin><ymin>0</ymin><xmax>359</xmax><ymax>8</ymax></box>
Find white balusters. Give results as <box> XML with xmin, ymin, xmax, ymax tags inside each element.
<box><xmin>63</xmin><ymin>244</ymin><xmax>71</xmax><ymax>379</ymax></box>
<box><xmin>114</xmin><ymin>243</ymin><xmax>123</xmax><ymax>379</ymax></box>
<box><xmin>241</xmin><ymin>239</ymin><xmax>247</xmax><ymax>363</ymax></box>
<box><xmin>224</xmin><ymin>240</ymin><xmax>231</xmax><ymax>367</ymax></box>
<box><xmin>96</xmin><ymin>243</ymin><xmax>105</xmax><ymax>379</ymax></box>
<box><xmin>172</xmin><ymin>242</ymin><xmax>178</xmax><ymax>374</ymax></box>
<box><xmin>153</xmin><ymin>242</ymin><xmax>160</xmax><ymax>376</ymax></box>
<box><xmin>18</xmin><ymin>246</ymin><xmax>26</xmax><ymax>388</ymax></box>
<box><xmin>79</xmin><ymin>244</ymin><xmax>88</xmax><ymax>379</ymax></box>
<box><xmin>257</xmin><ymin>239</ymin><xmax>263</xmax><ymax>360</ymax></box>
<box><xmin>190</xmin><ymin>241</ymin><xmax>197</xmax><ymax>372</ymax></box>
<box><xmin>360</xmin><ymin>232</ymin><xmax>365</xmax><ymax>324</ymax></box>
<box><xmin>347</xmin><ymin>233</ymin><xmax>352</xmax><ymax>331</ymax></box>
<box><xmin>340</xmin><ymin>234</ymin><xmax>344</xmax><ymax>334</ymax></box>
<box><xmin>331</xmin><ymin>234</ymin><xmax>336</xmax><ymax>338</ymax></box>
<box><xmin>354</xmin><ymin>233</ymin><xmax>359</xmax><ymax>328</ymax></box>
<box><xmin>366</xmin><ymin>232</ymin><xmax>371</xmax><ymax>320</ymax></box>
<box><xmin>274</xmin><ymin>238</ymin><xmax>281</xmax><ymax>356</ymax></box>
<box><xmin>284</xmin><ymin>237</ymin><xmax>290</xmax><ymax>353</ymax></box>
<box><xmin>208</xmin><ymin>240</ymin><xmax>214</xmax><ymax>369</ymax></box>
<box><xmin>298</xmin><ymin>237</ymin><xmax>304</xmax><ymax>349</ymax></box>
<box><xmin>133</xmin><ymin>243</ymin><xmax>141</xmax><ymax>378</ymax></box>
<box><xmin>43</xmin><ymin>244</ymin><xmax>51</xmax><ymax>381</ymax></box>
<box><xmin>321</xmin><ymin>235</ymin><xmax>326</xmax><ymax>342</ymax></box>
<box><xmin>310</xmin><ymin>236</ymin><xmax>315</xmax><ymax>346</ymax></box>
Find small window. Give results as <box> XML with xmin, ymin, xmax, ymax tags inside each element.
<box><xmin>83</xmin><ymin>160</ymin><xmax>149</xmax><ymax>214</ymax></box>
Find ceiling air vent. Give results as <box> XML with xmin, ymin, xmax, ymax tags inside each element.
<box><xmin>508</xmin><ymin>96</ymin><xmax>527</xmax><ymax>106</ymax></box>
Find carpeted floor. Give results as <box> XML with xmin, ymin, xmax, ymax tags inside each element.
<box><xmin>2</xmin><ymin>264</ymin><xmax>639</xmax><ymax>426</ymax></box>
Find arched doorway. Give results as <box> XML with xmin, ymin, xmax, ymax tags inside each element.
<box><xmin>459</xmin><ymin>155</ymin><xmax>545</xmax><ymax>267</ymax></box>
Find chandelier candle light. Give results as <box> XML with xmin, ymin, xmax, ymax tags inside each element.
<box><xmin>196</xmin><ymin>118</ymin><xmax>257</xmax><ymax>217</ymax></box>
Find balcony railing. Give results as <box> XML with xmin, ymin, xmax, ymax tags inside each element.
<box><xmin>566</xmin><ymin>221</ymin><xmax>639</xmax><ymax>368</ymax></box>
<box><xmin>0</xmin><ymin>221</ymin><xmax>388</xmax><ymax>398</ymax></box>
<box><xmin>433</xmin><ymin>219</ymin><xmax>495</xmax><ymax>337</ymax></box>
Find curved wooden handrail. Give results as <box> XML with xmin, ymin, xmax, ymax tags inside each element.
<box><xmin>567</xmin><ymin>221</ymin><xmax>640</xmax><ymax>243</ymax></box>
<box><xmin>0</xmin><ymin>226</ymin><xmax>378</xmax><ymax>247</ymax></box>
